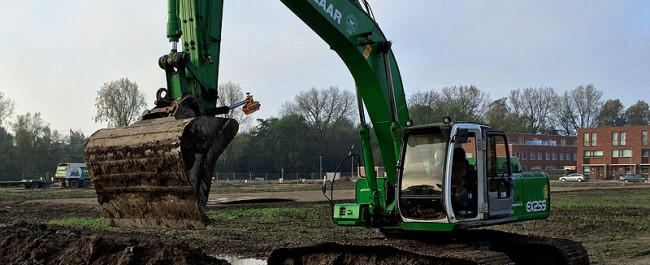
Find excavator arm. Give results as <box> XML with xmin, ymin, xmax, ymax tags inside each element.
<box><xmin>162</xmin><ymin>0</ymin><xmax>223</xmax><ymax>109</ymax></box>
<box><xmin>281</xmin><ymin>0</ymin><xmax>411</xmax><ymax>208</ymax></box>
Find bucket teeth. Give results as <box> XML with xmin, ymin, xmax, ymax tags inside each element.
<box><xmin>84</xmin><ymin>117</ymin><xmax>238</xmax><ymax>229</ymax></box>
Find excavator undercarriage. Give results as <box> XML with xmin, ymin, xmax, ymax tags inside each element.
<box><xmin>268</xmin><ymin>230</ymin><xmax>589</xmax><ymax>265</ymax></box>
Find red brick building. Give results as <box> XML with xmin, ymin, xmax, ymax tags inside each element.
<box><xmin>577</xmin><ymin>125</ymin><xmax>650</xmax><ymax>180</ymax></box>
<box><xmin>506</xmin><ymin>133</ymin><xmax>578</xmax><ymax>171</ymax></box>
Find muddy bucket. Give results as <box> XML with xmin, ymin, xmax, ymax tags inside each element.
<box><xmin>84</xmin><ymin>116</ymin><xmax>238</xmax><ymax>229</ymax></box>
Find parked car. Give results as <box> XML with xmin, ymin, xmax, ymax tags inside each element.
<box><xmin>559</xmin><ymin>173</ymin><xmax>587</xmax><ymax>182</ymax></box>
<box><xmin>619</xmin><ymin>174</ymin><xmax>648</xmax><ymax>183</ymax></box>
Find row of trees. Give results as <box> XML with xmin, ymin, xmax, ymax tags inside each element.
<box><xmin>0</xmin><ymin>93</ymin><xmax>86</xmax><ymax>180</ymax></box>
<box><xmin>3</xmin><ymin>78</ymin><xmax>650</xmax><ymax>179</ymax></box>
<box><xmin>216</xmin><ymin>87</ymin><xmax>362</xmax><ymax>173</ymax></box>
<box><xmin>0</xmin><ymin>78</ymin><xmax>144</xmax><ymax>181</ymax></box>
<box><xmin>410</xmin><ymin>84</ymin><xmax>650</xmax><ymax>136</ymax></box>
<box><xmin>0</xmin><ymin>79</ymin><xmax>364</xmax><ymax>179</ymax></box>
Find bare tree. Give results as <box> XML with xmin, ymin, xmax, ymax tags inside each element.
<box><xmin>216</xmin><ymin>82</ymin><xmax>252</xmax><ymax>129</ymax></box>
<box><xmin>215</xmin><ymin>81</ymin><xmax>254</xmax><ymax>170</ymax></box>
<box><xmin>0</xmin><ymin>91</ymin><xmax>15</xmax><ymax>126</ymax></box>
<box><xmin>281</xmin><ymin>87</ymin><xmax>356</xmax><ymax>151</ymax></box>
<box><xmin>554</xmin><ymin>85</ymin><xmax>603</xmax><ymax>136</ymax></box>
<box><xmin>408</xmin><ymin>91</ymin><xmax>442</xmax><ymax>125</ymax></box>
<box><xmin>509</xmin><ymin>87</ymin><xmax>559</xmax><ymax>134</ymax></box>
<box><xmin>439</xmin><ymin>85</ymin><xmax>489</xmax><ymax>122</ymax></box>
<box><xmin>553</xmin><ymin>97</ymin><xmax>575</xmax><ymax>136</ymax></box>
<box><xmin>407</xmin><ymin>85</ymin><xmax>489</xmax><ymax>125</ymax></box>
<box><xmin>483</xmin><ymin>98</ymin><xmax>527</xmax><ymax>133</ymax></box>
<box><xmin>94</xmin><ymin>78</ymin><xmax>148</xmax><ymax>127</ymax></box>
<box><xmin>409</xmin><ymin>90</ymin><xmax>440</xmax><ymax>107</ymax></box>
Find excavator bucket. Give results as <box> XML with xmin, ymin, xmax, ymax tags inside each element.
<box><xmin>84</xmin><ymin>116</ymin><xmax>238</xmax><ymax>230</ymax></box>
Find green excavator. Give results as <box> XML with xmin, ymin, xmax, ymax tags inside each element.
<box><xmin>84</xmin><ymin>1</ymin><xmax>589</xmax><ymax>264</ymax></box>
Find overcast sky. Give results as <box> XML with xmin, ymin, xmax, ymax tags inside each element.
<box><xmin>1</xmin><ymin>1</ymin><xmax>648</xmax><ymax>135</ymax></box>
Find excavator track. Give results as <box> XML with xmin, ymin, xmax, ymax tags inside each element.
<box><xmin>84</xmin><ymin>116</ymin><xmax>238</xmax><ymax>230</ymax></box>
<box><xmin>462</xmin><ymin>230</ymin><xmax>590</xmax><ymax>265</ymax></box>
<box><xmin>268</xmin><ymin>243</ymin><xmax>512</xmax><ymax>265</ymax></box>
<box><xmin>267</xmin><ymin>230</ymin><xmax>589</xmax><ymax>265</ymax></box>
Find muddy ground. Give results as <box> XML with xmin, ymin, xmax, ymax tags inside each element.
<box><xmin>0</xmin><ymin>181</ymin><xmax>648</xmax><ymax>265</ymax></box>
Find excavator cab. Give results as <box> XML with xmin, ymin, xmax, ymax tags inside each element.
<box><xmin>396</xmin><ymin>123</ymin><xmax>517</xmax><ymax>231</ymax></box>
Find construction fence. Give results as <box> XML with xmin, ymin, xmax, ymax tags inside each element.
<box><xmin>212</xmin><ymin>172</ymin><xmax>358</xmax><ymax>182</ymax></box>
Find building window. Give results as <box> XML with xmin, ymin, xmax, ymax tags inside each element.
<box><xmin>584</xmin><ymin>150</ymin><xmax>603</xmax><ymax>158</ymax></box>
<box><xmin>583</xmin><ymin>166</ymin><xmax>590</xmax><ymax>173</ymax></box>
<box><xmin>620</xmin><ymin>132</ymin><xmax>626</xmax><ymax>146</ymax></box>
<box><xmin>583</xmin><ymin>133</ymin><xmax>589</xmax><ymax>147</ymax></box>
<box><xmin>574</xmin><ymin>140</ymin><xmax>577</xmax><ymax>146</ymax></box>
<box><xmin>561</xmin><ymin>139</ymin><xmax>566</xmax><ymax>146</ymax></box>
<box><xmin>591</xmin><ymin>133</ymin><xmax>597</xmax><ymax>146</ymax></box>
<box><xmin>643</xmin><ymin>131</ymin><xmax>648</xmax><ymax>145</ymax></box>
<box><xmin>560</xmin><ymin>153</ymin><xmax>564</xmax><ymax>160</ymax></box>
<box><xmin>537</xmin><ymin>152</ymin><xmax>542</xmax><ymax>160</ymax></box>
<box><xmin>522</xmin><ymin>152</ymin><xmax>527</xmax><ymax>160</ymax></box>
<box><xmin>573</xmin><ymin>153</ymin><xmax>577</xmax><ymax>161</ymax></box>
<box><xmin>612</xmin><ymin>150</ymin><xmax>632</xmax><ymax>158</ymax></box>
<box><xmin>545</xmin><ymin>153</ymin><xmax>550</xmax><ymax>160</ymax></box>
<box><xmin>622</xmin><ymin>150</ymin><xmax>632</xmax><ymax>157</ymax></box>
<box><xmin>552</xmin><ymin>153</ymin><xmax>557</xmax><ymax>160</ymax></box>
<box><xmin>612</xmin><ymin>132</ymin><xmax>618</xmax><ymax>146</ymax></box>
<box><xmin>530</xmin><ymin>152</ymin><xmax>535</xmax><ymax>160</ymax></box>
<box><xmin>518</xmin><ymin>137</ymin><xmax>524</xmax><ymax>145</ymax></box>
<box><xmin>514</xmin><ymin>152</ymin><xmax>519</xmax><ymax>158</ymax></box>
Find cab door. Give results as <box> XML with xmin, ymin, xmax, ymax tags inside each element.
<box><xmin>447</xmin><ymin>127</ymin><xmax>480</xmax><ymax>220</ymax></box>
<box><xmin>484</xmin><ymin>131</ymin><xmax>514</xmax><ymax>218</ymax></box>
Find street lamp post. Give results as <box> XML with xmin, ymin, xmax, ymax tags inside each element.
<box><xmin>319</xmin><ymin>155</ymin><xmax>323</xmax><ymax>180</ymax></box>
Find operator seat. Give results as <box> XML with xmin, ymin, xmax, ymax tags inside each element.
<box><xmin>452</xmin><ymin>148</ymin><xmax>469</xmax><ymax>181</ymax></box>
<box><xmin>451</xmin><ymin>148</ymin><xmax>475</xmax><ymax>217</ymax></box>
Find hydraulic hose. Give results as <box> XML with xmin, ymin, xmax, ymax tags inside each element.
<box><xmin>322</xmin><ymin>154</ymin><xmax>363</xmax><ymax>223</ymax></box>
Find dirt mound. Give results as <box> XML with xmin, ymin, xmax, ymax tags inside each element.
<box><xmin>0</xmin><ymin>222</ymin><xmax>228</xmax><ymax>265</ymax></box>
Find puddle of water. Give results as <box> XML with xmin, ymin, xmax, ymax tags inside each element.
<box><xmin>215</xmin><ymin>255</ymin><xmax>265</xmax><ymax>265</ymax></box>
<box><xmin>208</xmin><ymin>197</ymin><xmax>294</xmax><ymax>205</ymax></box>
